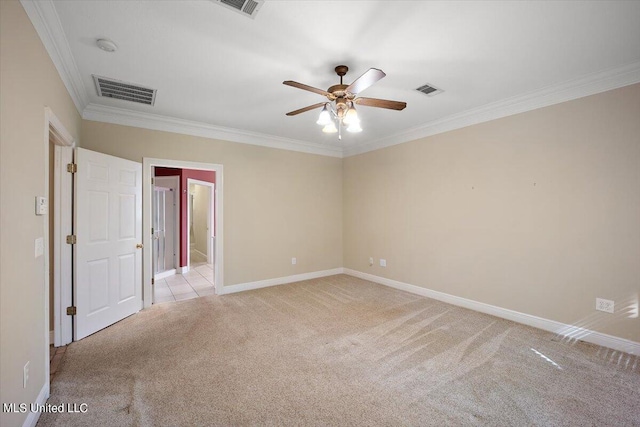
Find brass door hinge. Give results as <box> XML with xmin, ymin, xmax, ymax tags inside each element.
<box><xmin>67</xmin><ymin>163</ymin><xmax>77</xmax><ymax>173</ymax></box>
<box><xmin>66</xmin><ymin>306</ymin><xmax>76</xmax><ymax>316</ymax></box>
<box><xmin>151</xmin><ymin>278</ymin><xmax>155</xmax><ymax>285</ymax></box>
<box><xmin>66</xmin><ymin>235</ymin><xmax>77</xmax><ymax>244</ymax></box>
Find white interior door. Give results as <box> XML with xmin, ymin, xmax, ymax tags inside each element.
<box><xmin>74</xmin><ymin>148</ymin><xmax>142</xmax><ymax>340</ymax></box>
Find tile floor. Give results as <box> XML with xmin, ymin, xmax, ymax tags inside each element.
<box><xmin>153</xmin><ymin>261</ymin><xmax>215</xmax><ymax>304</ymax></box>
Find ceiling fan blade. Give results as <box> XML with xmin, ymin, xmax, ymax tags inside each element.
<box><xmin>345</xmin><ymin>68</ymin><xmax>386</xmax><ymax>94</ymax></box>
<box><xmin>283</xmin><ymin>81</ymin><xmax>332</xmax><ymax>97</ymax></box>
<box><xmin>354</xmin><ymin>97</ymin><xmax>407</xmax><ymax>111</ymax></box>
<box><xmin>286</xmin><ymin>102</ymin><xmax>326</xmax><ymax>116</ymax></box>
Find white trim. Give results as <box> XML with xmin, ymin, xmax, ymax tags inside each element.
<box><xmin>80</xmin><ymin>60</ymin><xmax>640</xmax><ymax>159</ymax></box>
<box><xmin>143</xmin><ymin>158</ymin><xmax>223</xmax><ymax>307</ymax></box>
<box><xmin>83</xmin><ymin>104</ymin><xmax>343</xmax><ymax>158</ymax></box>
<box><xmin>186</xmin><ymin>178</ymin><xmax>214</xmax><ymax>268</ymax></box>
<box><xmin>222</xmin><ymin>268</ymin><xmax>345</xmax><ymax>295</ymax></box>
<box><xmin>154</xmin><ymin>269</ymin><xmax>176</xmax><ymax>281</ymax></box>
<box><xmin>23</xmin><ymin>0</ymin><xmax>640</xmax><ymax>159</ymax></box>
<box><xmin>43</xmin><ymin>107</ymin><xmax>75</xmax><ymax>412</ymax></box>
<box><xmin>344</xmin><ymin>269</ymin><xmax>640</xmax><ymax>356</ymax></box>
<box><xmin>20</xmin><ymin>0</ymin><xmax>88</xmax><ymax>114</ymax></box>
<box><xmin>153</xmin><ymin>175</ymin><xmax>180</xmax><ymax>273</ymax></box>
<box><xmin>177</xmin><ymin>265</ymin><xmax>190</xmax><ymax>274</ymax></box>
<box><xmin>344</xmin><ymin>61</ymin><xmax>640</xmax><ymax>157</ymax></box>
<box><xmin>21</xmin><ymin>382</ymin><xmax>49</xmax><ymax>427</ymax></box>
<box><xmin>49</xmin><ymin>330</ymin><xmax>54</xmax><ymax>345</ymax></box>
<box><xmin>52</xmin><ymin>145</ymin><xmax>73</xmax><ymax>348</ymax></box>
<box><xmin>191</xmin><ymin>248</ymin><xmax>207</xmax><ymax>261</ymax></box>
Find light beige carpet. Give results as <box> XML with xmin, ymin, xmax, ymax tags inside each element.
<box><xmin>39</xmin><ymin>275</ymin><xmax>639</xmax><ymax>426</ymax></box>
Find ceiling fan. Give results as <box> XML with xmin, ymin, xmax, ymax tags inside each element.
<box><xmin>283</xmin><ymin>65</ymin><xmax>407</xmax><ymax>139</ymax></box>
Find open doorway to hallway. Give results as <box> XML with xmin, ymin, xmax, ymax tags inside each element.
<box><xmin>144</xmin><ymin>159</ymin><xmax>222</xmax><ymax>307</ymax></box>
<box><xmin>187</xmin><ymin>179</ymin><xmax>215</xmax><ymax>267</ymax></box>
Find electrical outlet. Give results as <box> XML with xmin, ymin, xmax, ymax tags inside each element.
<box><xmin>23</xmin><ymin>361</ymin><xmax>29</xmax><ymax>388</ymax></box>
<box><xmin>380</xmin><ymin>259</ymin><xmax>386</xmax><ymax>267</ymax></box>
<box><xmin>291</xmin><ymin>257</ymin><xmax>297</xmax><ymax>265</ymax></box>
<box><xmin>368</xmin><ymin>257</ymin><xmax>373</xmax><ymax>266</ymax></box>
<box><xmin>596</xmin><ymin>298</ymin><xmax>614</xmax><ymax>313</ymax></box>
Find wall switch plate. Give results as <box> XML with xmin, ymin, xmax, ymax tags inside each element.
<box><xmin>35</xmin><ymin>196</ymin><xmax>48</xmax><ymax>215</ymax></box>
<box><xmin>291</xmin><ymin>257</ymin><xmax>297</xmax><ymax>265</ymax></box>
<box><xmin>596</xmin><ymin>298</ymin><xmax>614</xmax><ymax>313</ymax></box>
<box><xmin>35</xmin><ymin>237</ymin><xmax>44</xmax><ymax>258</ymax></box>
<box><xmin>23</xmin><ymin>361</ymin><xmax>29</xmax><ymax>388</ymax></box>
<box><xmin>380</xmin><ymin>259</ymin><xmax>387</xmax><ymax>267</ymax></box>
<box><xmin>369</xmin><ymin>257</ymin><xmax>373</xmax><ymax>266</ymax></box>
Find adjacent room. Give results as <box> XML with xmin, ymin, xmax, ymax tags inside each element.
<box><xmin>1</xmin><ymin>1</ymin><xmax>639</xmax><ymax>426</ymax></box>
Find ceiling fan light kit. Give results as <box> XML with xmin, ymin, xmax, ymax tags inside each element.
<box><xmin>322</xmin><ymin>122</ymin><xmax>338</xmax><ymax>134</ymax></box>
<box><xmin>284</xmin><ymin>65</ymin><xmax>406</xmax><ymax>140</ymax></box>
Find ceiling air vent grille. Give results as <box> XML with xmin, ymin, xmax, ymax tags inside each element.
<box><xmin>93</xmin><ymin>75</ymin><xmax>157</xmax><ymax>106</ymax></box>
<box><xmin>416</xmin><ymin>83</ymin><xmax>443</xmax><ymax>97</ymax></box>
<box><xmin>211</xmin><ymin>0</ymin><xmax>263</xmax><ymax>19</ymax></box>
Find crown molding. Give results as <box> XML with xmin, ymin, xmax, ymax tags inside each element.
<box><xmin>21</xmin><ymin>0</ymin><xmax>89</xmax><ymax>114</ymax></box>
<box><xmin>21</xmin><ymin>0</ymin><xmax>341</xmax><ymax>158</ymax></box>
<box><xmin>83</xmin><ymin>104</ymin><xmax>343</xmax><ymax>157</ymax></box>
<box><xmin>344</xmin><ymin>61</ymin><xmax>640</xmax><ymax>157</ymax></box>
<box><xmin>23</xmin><ymin>0</ymin><xmax>640</xmax><ymax>159</ymax></box>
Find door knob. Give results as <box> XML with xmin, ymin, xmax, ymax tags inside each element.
<box><xmin>136</xmin><ymin>243</ymin><xmax>144</xmax><ymax>249</ymax></box>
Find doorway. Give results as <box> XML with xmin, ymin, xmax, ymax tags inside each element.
<box><xmin>143</xmin><ymin>158</ymin><xmax>223</xmax><ymax>309</ymax></box>
<box><xmin>187</xmin><ymin>179</ymin><xmax>215</xmax><ymax>269</ymax></box>
<box><xmin>47</xmin><ymin>108</ymin><xmax>75</xmax><ymax>348</ymax></box>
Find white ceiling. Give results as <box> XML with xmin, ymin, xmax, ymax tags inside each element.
<box><xmin>24</xmin><ymin>1</ymin><xmax>640</xmax><ymax>157</ymax></box>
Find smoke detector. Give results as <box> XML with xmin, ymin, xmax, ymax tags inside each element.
<box><xmin>96</xmin><ymin>38</ymin><xmax>118</xmax><ymax>53</ymax></box>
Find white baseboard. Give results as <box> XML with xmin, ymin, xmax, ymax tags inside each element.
<box><xmin>154</xmin><ymin>269</ymin><xmax>176</xmax><ymax>280</ymax></box>
<box><xmin>192</xmin><ymin>248</ymin><xmax>207</xmax><ymax>259</ymax></box>
<box><xmin>22</xmin><ymin>382</ymin><xmax>49</xmax><ymax>427</ymax></box>
<box><xmin>344</xmin><ymin>269</ymin><xmax>640</xmax><ymax>356</ymax></box>
<box><xmin>177</xmin><ymin>265</ymin><xmax>189</xmax><ymax>274</ymax></box>
<box><xmin>222</xmin><ymin>268</ymin><xmax>345</xmax><ymax>295</ymax></box>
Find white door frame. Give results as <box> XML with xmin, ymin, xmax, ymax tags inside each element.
<box><xmin>153</xmin><ymin>175</ymin><xmax>180</xmax><ymax>276</ymax></box>
<box><xmin>142</xmin><ymin>158</ymin><xmax>223</xmax><ymax>308</ymax></box>
<box><xmin>52</xmin><ymin>145</ymin><xmax>73</xmax><ymax>347</ymax></box>
<box><xmin>186</xmin><ymin>179</ymin><xmax>215</xmax><ymax>268</ymax></box>
<box><xmin>45</xmin><ymin>108</ymin><xmax>75</xmax><ymax>354</ymax></box>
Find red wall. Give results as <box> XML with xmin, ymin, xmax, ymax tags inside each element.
<box><xmin>155</xmin><ymin>167</ymin><xmax>215</xmax><ymax>267</ymax></box>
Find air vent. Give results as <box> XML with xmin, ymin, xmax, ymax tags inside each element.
<box><xmin>416</xmin><ymin>83</ymin><xmax>443</xmax><ymax>97</ymax></box>
<box><xmin>93</xmin><ymin>75</ymin><xmax>157</xmax><ymax>106</ymax></box>
<box><xmin>210</xmin><ymin>0</ymin><xmax>263</xmax><ymax>19</ymax></box>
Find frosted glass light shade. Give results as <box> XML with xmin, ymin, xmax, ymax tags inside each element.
<box><xmin>347</xmin><ymin>122</ymin><xmax>362</xmax><ymax>133</ymax></box>
<box><xmin>343</xmin><ymin>107</ymin><xmax>359</xmax><ymax>125</ymax></box>
<box><xmin>322</xmin><ymin>122</ymin><xmax>338</xmax><ymax>133</ymax></box>
<box><xmin>316</xmin><ymin>105</ymin><xmax>332</xmax><ymax>125</ymax></box>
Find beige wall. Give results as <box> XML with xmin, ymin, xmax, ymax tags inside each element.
<box><xmin>344</xmin><ymin>83</ymin><xmax>640</xmax><ymax>342</ymax></box>
<box><xmin>0</xmin><ymin>1</ymin><xmax>82</xmax><ymax>426</ymax></box>
<box><xmin>81</xmin><ymin>121</ymin><xmax>344</xmax><ymax>287</ymax></box>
